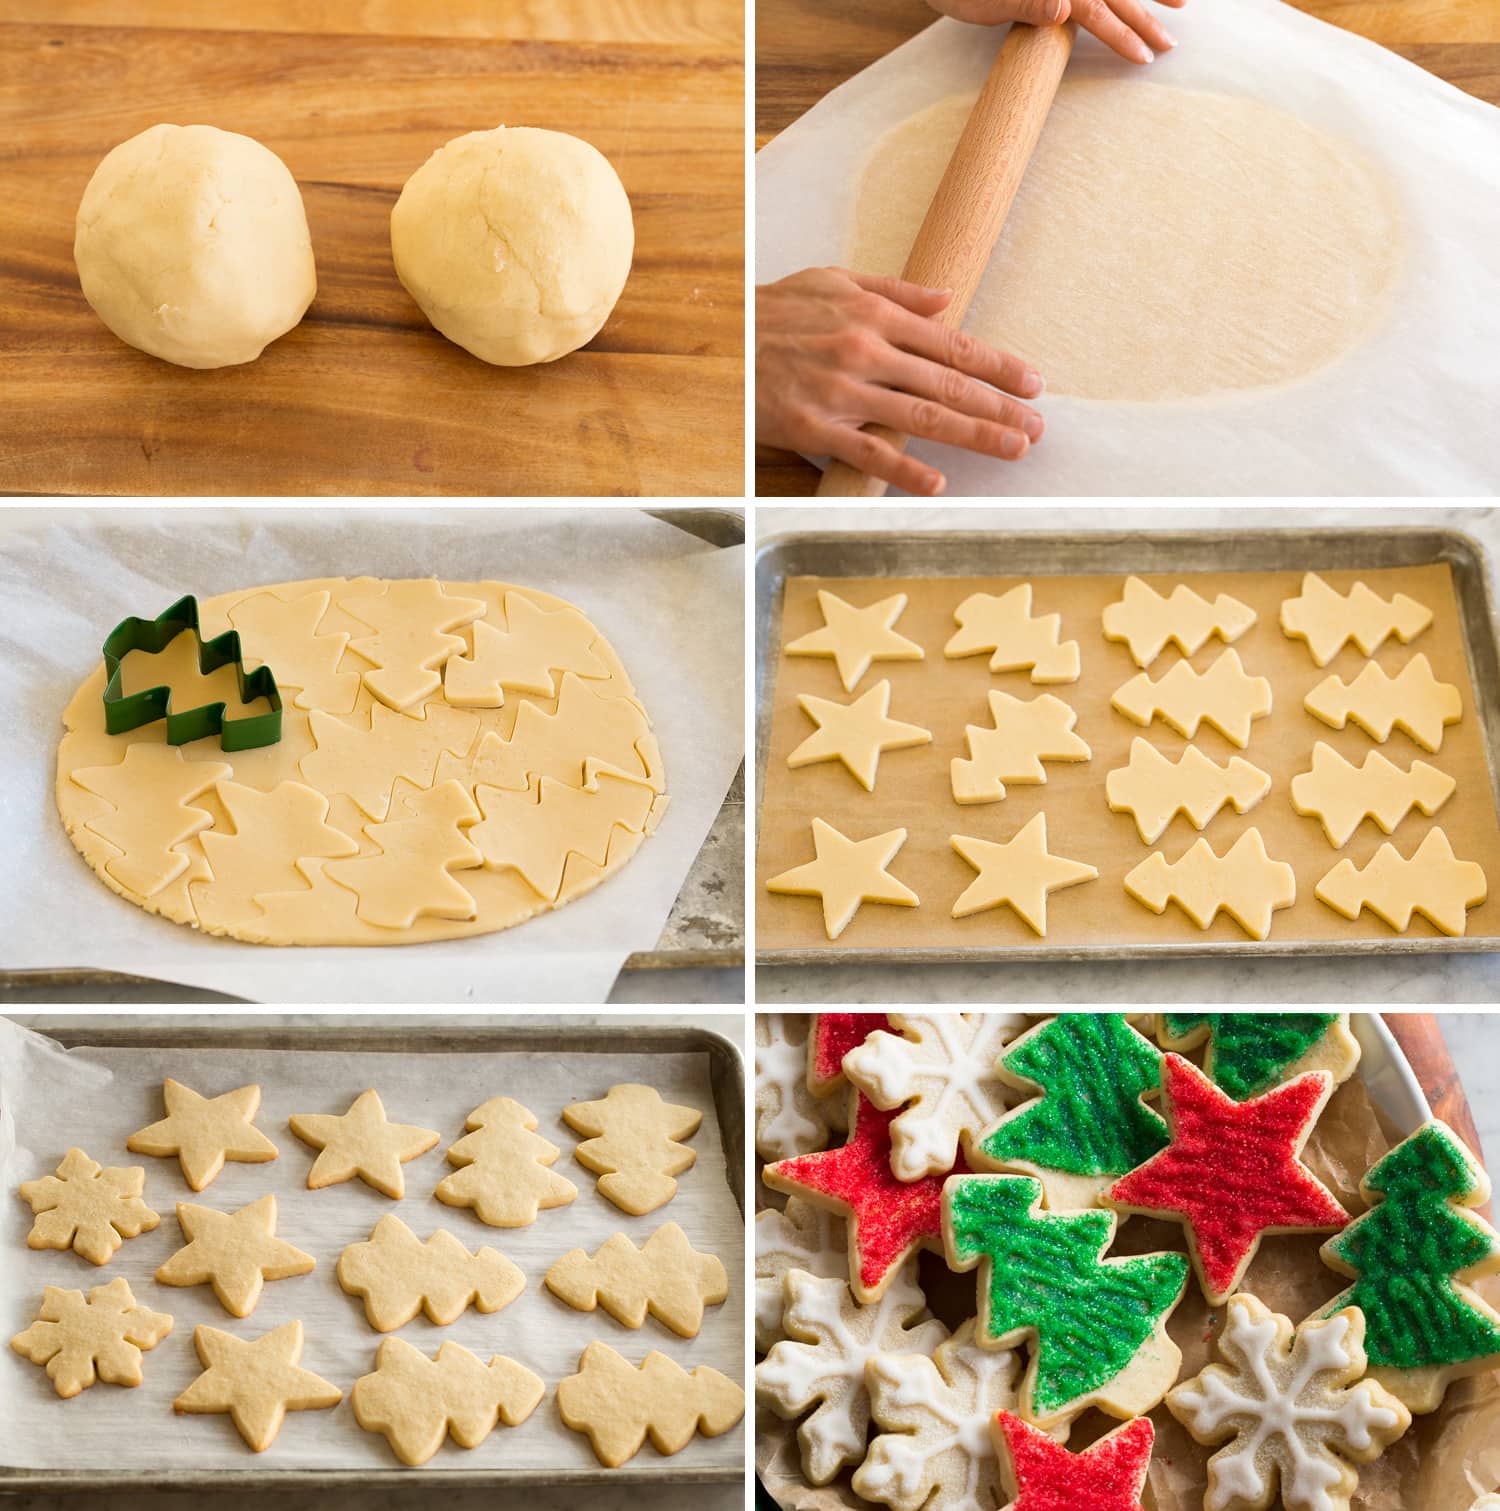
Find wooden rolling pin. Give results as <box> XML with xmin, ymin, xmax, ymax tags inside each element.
<box><xmin>816</xmin><ymin>21</ymin><xmax>1076</xmax><ymax>498</ymax></box>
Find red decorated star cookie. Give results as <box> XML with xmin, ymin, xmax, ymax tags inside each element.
<box><xmin>1106</xmin><ymin>1053</ymin><xmax>1349</xmax><ymax>1304</ymax></box>
<box><xmin>763</xmin><ymin>1092</ymin><xmax>966</xmax><ymax>1303</ymax></box>
<box><xmin>997</xmin><ymin>1411</ymin><xmax>1154</xmax><ymax>1511</ymax></box>
<box><xmin>808</xmin><ymin>1013</ymin><xmax>892</xmax><ymax>1099</ymax></box>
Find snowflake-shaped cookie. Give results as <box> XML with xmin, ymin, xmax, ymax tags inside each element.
<box><xmin>754</xmin><ymin>1197</ymin><xmax>847</xmax><ymax>1351</ymax></box>
<box><xmin>756</xmin><ymin>1013</ymin><xmax>839</xmax><ymax>1161</ymax></box>
<box><xmin>755</xmin><ymin>1264</ymin><xmax>946</xmax><ymax>1485</ymax></box>
<box><xmin>20</xmin><ymin>1147</ymin><xmax>160</xmax><ymax>1266</ymax></box>
<box><xmin>1167</xmin><ymin>1294</ymin><xmax>1409</xmax><ymax>1511</ymax></box>
<box><xmin>843</xmin><ymin>1014</ymin><xmax>1026</xmax><ymax>1180</ymax></box>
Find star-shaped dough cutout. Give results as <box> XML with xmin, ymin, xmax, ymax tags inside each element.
<box><xmin>288</xmin><ymin>1089</ymin><xmax>440</xmax><ymax>1199</ymax></box>
<box><xmin>173</xmin><ymin>1319</ymin><xmax>342</xmax><ymax>1452</ymax></box>
<box><xmin>765</xmin><ymin>818</ymin><xmax>920</xmax><ymax>940</ymax></box>
<box><xmin>786</xmin><ymin>589</ymin><xmax>925</xmax><ymax>692</ymax></box>
<box><xmin>1106</xmin><ymin>1054</ymin><xmax>1349</xmax><ymax>1304</ymax></box>
<box><xmin>997</xmin><ymin>1411</ymin><xmax>1154</xmax><ymax>1511</ymax></box>
<box><xmin>763</xmin><ymin>1093</ymin><xmax>968</xmax><ymax>1303</ymax></box>
<box><xmin>156</xmin><ymin>1194</ymin><xmax>316</xmax><ymax>1318</ymax></box>
<box><xmin>950</xmin><ymin>813</ymin><xmax>1098</xmax><ymax>935</ymax></box>
<box><xmin>127</xmin><ymin>1079</ymin><xmax>279</xmax><ymax>1192</ymax></box>
<box><xmin>788</xmin><ymin>680</ymin><xmax>932</xmax><ymax>791</ymax></box>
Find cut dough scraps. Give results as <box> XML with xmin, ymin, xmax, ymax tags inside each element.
<box><xmin>342</xmin><ymin>578</ymin><xmax>486</xmax><ymax>713</ymax></box>
<box><xmin>945</xmin><ymin>585</ymin><xmax>1080</xmax><ymax>683</ymax></box>
<box><xmin>1291</xmin><ymin>742</ymin><xmax>1456</xmax><ymax>848</ymax></box>
<box><xmin>1315</xmin><ymin>828</ymin><xmax>1487</xmax><ymax>936</ymax></box>
<box><xmin>951</xmin><ymin>691</ymin><xmax>1091</xmax><ymax>804</ymax></box>
<box><xmin>766</xmin><ymin>817</ymin><xmax>920</xmax><ymax>940</ymax></box>
<box><xmin>1124</xmin><ymin>829</ymin><xmax>1297</xmax><ymax>940</ymax></box>
<box><xmin>444</xmin><ymin>591</ymin><xmax>608</xmax><ymax>705</ymax></box>
<box><xmin>1281</xmin><ymin>572</ymin><xmax>1433</xmax><ymax>667</ymax></box>
<box><xmin>788</xmin><ymin>679</ymin><xmax>932</xmax><ymax>791</ymax></box>
<box><xmin>1111</xmin><ymin>649</ymin><xmax>1272</xmax><ymax>749</ymax></box>
<box><xmin>950</xmin><ymin>813</ymin><xmax>1098</xmax><ymax>935</ymax></box>
<box><xmin>1102</xmin><ymin>577</ymin><xmax>1257</xmax><ymax>669</ymax></box>
<box><xmin>786</xmin><ymin>589</ymin><xmax>925</xmax><ymax>693</ymax></box>
<box><xmin>1106</xmin><ymin>739</ymin><xmax>1272</xmax><ymax>845</ymax></box>
<box><xmin>1304</xmin><ymin>654</ymin><xmax>1461</xmax><ymax>753</ymax></box>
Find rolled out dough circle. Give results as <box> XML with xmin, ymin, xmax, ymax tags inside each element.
<box><xmin>56</xmin><ymin>577</ymin><xmax>666</xmax><ymax>947</ymax></box>
<box><xmin>848</xmin><ymin>80</ymin><xmax>1403</xmax><ymax>402</ymax></box>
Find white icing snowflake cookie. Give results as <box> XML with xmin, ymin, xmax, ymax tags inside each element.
<box><xmin>756</xmin><ymin>1014</ymin><xmax>840</xmax><ymax>1162</ymax></box>
<box><xmin>755</xmin><ymin>1197</ymin><xmax>847</xmax><ymax>1352</ymax></box>
<box><xmin>1167</xmin><ymin>1293</ymin><xmax>1409</xmax><ymax>1511</ymax></box>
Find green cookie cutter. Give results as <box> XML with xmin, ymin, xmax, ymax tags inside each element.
<box><xmin>101</xmin><ymin>594</ymin><xmax>283</xmax><ymax>752</ymax></box>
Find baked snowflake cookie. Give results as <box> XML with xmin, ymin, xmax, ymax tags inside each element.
<box><xmin>1168</xmin><ymin>1293</ymin><xmax>1409</xmax><ymax>1511</ymax></box>
<box><xmin>19</xmin><ymin>1147</ymin><xmax>160</xmax><ymax>1265</ymax></box>
<box><xmin>1157</xmin><ymin>1012</ymin><xmax>1361</xmax><ymax>1100</ymax></box>
<box><xmin>755</xmin><ymin>1013</ymin><xmax>840</xmax><ymax>1161</ymax></box>
<box><xmin>754</xmin><ymin>1197</ymin><xmax>847</xmax><ymax>1351</ymax></box>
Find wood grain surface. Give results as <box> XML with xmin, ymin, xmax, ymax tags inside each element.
<box><xmin>754</xmin><ymin>0</ymin><xmax>1500</xmax><ymax>497</ymax></box>
<box><xmin>0</xmin><ymin>2</ymin><xmax>744</xmax><ymax>496</ymax></box>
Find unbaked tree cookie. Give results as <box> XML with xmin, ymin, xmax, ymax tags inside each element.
<box><xmin>340</xmin><ymin>578</ymin><xmax>485</xmax><ymax>713</ymax></box>
<box><xmin>433</xmin><ymin>1096</ymin><xmax>578</xmax><ymax>1227</ymax></box>
<box><xmin>1111</xmin><ymin>649</ymin><xmax>1272</xmax><ymax>748</ymax></box>
<box><xmin>1291</xmin><ymin>743</ymin><xmax>1455</xmax><ymax>848</ymax></box>
<box><xmin>10</xmin><ymin>1277</ymin><xmax>173</xmax><ymax>1398</ymax></box>
<box><xmin>19</xmin><ymin>1147</ymin><xmax>160</xmax><ymax>1266</ymax></box>
<box><xmin>756</xmin><ymin>1012</ymin><xmax>838</xmax><ymax>1162</ymax></box>
<box><xmin>1156</xmin><ymin>1013</ymin><xmax>1360</xmax><ymax>1101</ymax></box>
<box><xmin>1315</xmin><ymin>828</ymin><xmax>1487</xmax><ymax>936</ymax></box>
<box><xmin>1303</xmin><ymin>654</ymin><xmax>1461</xmax><ymax>752</ymax></box>
<box><xmin>1167</xmin><ymin>1294</ymin><xmax>1409</xmax><ymax>1511</ymax></box>
<box><xmin>337</xmin><ymin>1213</ymin><xmax>524</xmax><ymax>1332</ymax></box>
<box><xmin>127</xmin><ymin>1077</ymin><xmax>279</xmax><ymax>1191</ymax></box>
<box><xmin>949</xmin><ymin>814</ymin><xmax>1098</xmax><ymax>936</ymax></box>
<box><xmin>1106</xmin><ymin>739</ymin><xmax>1271</xmax><ymax>845</ymax></box>
<box><xmin>945</xmin><ymin>585</ymin><xmax>1081</xmax><ymax>683</ymax></box>
<box><xmin>996</xmin><ymin>1412</ymin><xmax>1154</xmax><ymax>1511</ymax></box>
<box><xmin>786</xmin><ymin>589</ymin><xmax>925</xmax><ymax>693</ymax></box>
<box><xmin>287</xmin><ymin>1088</ymin><xmax>439</xmax><ymax>1199</ymax></box>
<box><xmin>226</xmin><ymin>586</ymin><xmax>361</xmax><ymax>713</ymax></box>
<box><xmin>788</xmin><ymin>680</ymin><xmax>932</xmax><ymax>791</ymax></box>
<box><xmin>951</xmin><ymin>691</ymin><xmax>1091</xmax><ymax>804</ymax></box>
<box><xmin>155</xmin><ymin>1193</ymin><xmax>315</xmax><ymax>1318</ymax></box>
<box><xmin>352</xmin><ymin>1337</ymin><xmax>544</xmax><ymax>1466</ymax></box>
<box><xmin>562</xmin><ymin>1082</ymin><xmax>703</xmax><ymax>1215</ymax></box>
<box><xmin>1123</xmin><ymin>829</ymin><xmax>1296</xmax><ymax>941</ymax></box>
<box><xmin>1280</xmin><ymin>572</ymin><xmax>1433</xmax><ymax>667</ymax></box>
<box><xmin>1102</xmin><ymin>575</ymin><xmax>1256</xmax><ymax>668</ymax></box>
<box><xmin>754</xmin><ymin>1197</ymin><xmax>847</xmax><ymax>1351</ymax></box>
<box><xmin>443</xmin><ymin>591</ymin><xmax>608</xmax><ymax>705</ymax></box>
<box><xmin>765</xmin><ymin>818</ymin><xmax>920</xmax><ymax>940</ymax></box>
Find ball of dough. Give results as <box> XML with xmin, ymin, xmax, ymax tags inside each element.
<box><xmin>390</xmin><ymin>126</ymin><xmax>634</xmax><ymax>367</ymax></box>
<box><xmin>74</xmin><ymin>123</ymin><xmax>316</xmax><ymax>369</ymax></box>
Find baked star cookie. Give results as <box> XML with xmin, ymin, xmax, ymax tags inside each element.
<box><xmin>1315</xmin><ymin>828</ymin><xmax>1487</xmax><ymax>936</ymax></box>
<box><xmin>950</xmin><ymin>814</ymin><xmax>1098</xmax><ymax>936</ymax></box>
<box><xmin>996</xmin><ymin>1412</ymin><xmax>1154</xmax><ymax>1511</ymax></box>
<box><xmin>756</xmin><ymin>1263</ymin><xmax>947</xmax><ymax>1484</ymax></box>
<box><xmin>10</xmin><ymin>1277</ymin><xmax>173</xmax><ymax>1398</ymax></box>
<box><xmin>287</xmin><ymin>1088</ymin><xmax>439</xmax><ymax>1198</ymax></box>
<box><xmin>1102</xmin><ymin>575</ymin><xmax>1256</xmax><ymax>667</ymax></box>
<box><xmin>788</xmin><ymin>680</ymin><xmax>932</xmax><ymax>791</ymax></box>
<box><xmin>1304</xmin><ymin>654</ymin><xmax>1461</xmax><ymax>752</ymax></box>
<box><xmin>951</xmin><ymin>691</ymin><xmax>1091</xmax><ymax>804</ymax></box>
<box><xmin>1280</xmin><ymin>571</ymin><xmax>1432</xmax><ymax>667</ymax></box>
<box><xmin>19</xmin><ymin>1147</ymin><xmax>160</xmax><ymax>1265</ymax></box>
<box><xmin>756</xmin><ymin>1012</ymin><xmax>838</xmax><ymax>1161</ymax></box>
<box><xmin>766</xmin><ymin>818</ymin><xmax>920</xmax><ymax>940</ymax></box>
<box><xmin>156</xmin><ymin>1194</ymin><xmax>315</xmax><ymax>1318</ymax></box>
<box><xmin>1106</xmin><ymin>1055</ymin><xmax>1349</xmax><ymax>1305</ymax></box>
<box><xmin>1168</xmin><ymin>1294</ymin><xmax>1409</xmax><ymax>1511</ymax></box>
<box><xmin>562</xmin><ymin>1082</ymin><xmax>702</xmax><ymax>1215</ymax></box>
<box><xmin>754</xmin><ymin>1197</ymin><xmax>847</xmax><ymax>1351</ymax></box>
<box><xmin>127</xmin><ymin>1077</ymin><xmax>279</xmax><ymax>1191</ymax></box>
<box><xmin>1124</xmin><ymin>829</ymin><xmax>1296</xmax><ymax>941</ymax></box>
<box><xmin>808</xmin><ymin>1012</ymin><xmax>892</xmax><ymax>1100</ymax></box>
<box><xmin>1111</xmin><ymin>649</ymin><xmax>1272</xmax><ymax>748</ymax></box>
<box><xmin>1157</xmin><ymin>1013</ymin><xmax>1360</xmax><ymax>1101</ymax></box>
<box><xmin>1291</xmin><ymin>743</ymin><xmax>1455</xmax><ymax>848</ymax></box>
<box><xmin>352</xmin><ymin>1337</ymin><xmax>544</xmax><ymax>1466</ymax></box>
<box><xmin>434</xmin><ymin>1096</ymin><xmax>578</xmax><ymax>1227</ymax></box>
<box><xmin>1106</xmin><ymin>739</ymin><xmax>1271</xmax><ymax>845</ymax></box>
<box><xmin>337</xmin><ymin>1213</ymin><xmax>524</xmax><ymax>1331</ymax></box>
<box><xmin>786</xmin><ymin>589</ymin><xmax>925</xmax><ymax>692</ymax></box>
<box><xmin>545</xmin><ymin>1222</ymin><xmax>727</xmax><ymax>1337</ymax></box>
<box><xmin>945</xmin><ymin>585</ymin><xmax>1081</xmax><ymax>683</ymax></box>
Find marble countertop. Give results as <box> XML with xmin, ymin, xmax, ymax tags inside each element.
<box><xmin>1436</xmin><ymin>1012</ymin><xmax>1500</xmax><ymax>1161</ymax></box>
<box><xmin>754</xmin><ymin>504</ymin><xmax>1500</xmax><ymax>1005</ymax></box>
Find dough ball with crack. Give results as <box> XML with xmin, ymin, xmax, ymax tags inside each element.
<box><xmin>390</xmin><ymin>126</ymin><xmax>634</xmax><ymax>367</ymax></box>
<box><xmin>74</xmin><ymin>124</ymin><xmax>316</xmax><ymax>369</ymax></box>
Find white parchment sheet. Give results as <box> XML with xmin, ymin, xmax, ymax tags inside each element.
<box><xmin>755</xmin><ymin>0</ymin><xmax>1500</xmax><ymax>496</ymax></box>
<box><xmin>0</xmin><ymin>507</ymin><xmax>745</xmax><ymax>1004</ymax></box>
<box><xmin>0</xmin><ymin>1018</ymin><xmax>745</xmax><ymax>1476</ymax></box>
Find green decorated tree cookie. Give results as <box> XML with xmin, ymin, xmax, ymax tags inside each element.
<box><xmin>1158</xmin><ymin>1012</ymin><xmax>1358</xmax><ymax>1100</ymax></box>
<box><xmin>979</xmin><ymin>1014</ymin><xmax>1167</xmax><ymax>1210</ymax></box>
<box><xmin>942</xmin><ymin>1173</ymin><xmax>1189</xmax><ymax>1426</ymax></box>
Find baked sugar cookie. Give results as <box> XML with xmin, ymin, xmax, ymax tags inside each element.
<box><xmin>563</xmin><ymin>1082</ymin><xmax>702</xmax><ymax>1215</ymax></box>
<box><xmin>996</xmin><ymin>1412</ymin><xmax>1154</xmax><ymax>1511</ymax></box>
<box><xmin>19</xmin><ymin>1147</ymin><xmax>160</xmax><ymax>1266</ymax></box>
<box><xmin>10</xmin><ymin>1277</ymin><xmax>173</xmax><ymax>1398</ymax></box>
<box><xmin>156</xmin><ymin>1194</ymin><xmax>315</xmax><ymax>1318</ymax></box>
<box><xmin>754</xmin><ymin>1197</ymin><xmax>847</xmax><ymax>1350</ymax></box>
<box><xmin>127</xmin><ymin>1078</ymin><xmax>278</xmax><ymax>1191</ymax></box>
<box><xmin>434</xmin><ymin>1096</ymin><xmax>578</xmax><ymax>1227</ymax></box>
<box><xmin>756</xmin><ymin>1012</ymin><xmax>838</xmax><ymax>1162</ymax></box>
<box><xmin>1156</xmin><ymin>1013</ymin><xmax>1360</xmax><ymax>1101</ymax></box>
<box><xmin>288</xmin><ymin>1088</ymin><xmax>439</xmax><ymax>1199</ymax></box>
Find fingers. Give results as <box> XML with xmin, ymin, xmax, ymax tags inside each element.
<box><xmin>819</xmin><ymin>423</ymin><xmax>948</xmax><ymax>496</ymax></box>
<box><xmin>857</xmin><ymin>384</ymin><xmax>1033</xmax><ymax>463</ymax></box>
<box><xmin>848</xmin><ymin>270</ymin><xmax>954</xmax><ymax>317</ymax></box>
<box><xmin>1103</xmin><ymin>0</ymin><xmax>1180</xmax><ymax>52</ymax></box>
<box><xmin>1064</xmin><ymin>0</ymin><xmax>1155</xmax><ymax>61</ymax></box>
<box><xmin>878</xmin><ymin>305</ymin><xmax>1045</xmax><ymax>400</ymax></box>
<box><xmin>879</xmin><ymin>351</ymin><xmax>1046</xmax><ymax>442</ymax></box>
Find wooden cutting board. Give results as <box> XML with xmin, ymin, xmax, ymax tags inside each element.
<box><xmin>754</xmin><ymin>0</ymin><xmax>1500</xmax><ymax>497</ymax></box>
<box><xmin>0</xmin><ymin>2</ymin><xmax>744</xmax><ymax>497</ymax></box>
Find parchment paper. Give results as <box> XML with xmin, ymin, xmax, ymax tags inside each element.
<box><xmin>757</xmin><ymin>562</ymin><xmax>1500</xmax><ymax>953</ymax></box>
<box><xmin>0</xmin><ymin>1016</ymin><xmax>744</xmax><ymax>1475</ymax></box>
<box><xmin>754</xmin><ymin>0</ymin><xmax>1500</xmax><ymax>496</ymax></box>
<box><xmin>0</xmin><ymin>507</ymin><xmax>745</xmax><ymax>1004</ymax></box>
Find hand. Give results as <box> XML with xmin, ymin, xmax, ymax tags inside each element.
<box><xmin>930</xmin><ymin>0</ymin><xmax>1184</xmax><ymax>66</ymax></box>
<box><xmin>756</xmin><ymin>266</ymin><xmax>1045</xmax><ymax>496</ymax></box>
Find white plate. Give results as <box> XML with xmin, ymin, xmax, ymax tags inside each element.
<box><xmin>1354</xmin><ymin>1013</ymin><xmax>1432</xmax><ymax>1133</ymax></box>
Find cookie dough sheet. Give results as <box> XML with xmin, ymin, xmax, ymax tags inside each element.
<box><xmin>0</xmin><ymin>507</ymin><xmax>745</xmax><ymax>1003</ymax></box>
<box><xmin>0</xmin><ymin>1019</ymin><xmax>745</xmax><ymax>1475</ymax></box>
<box><xmin>757</xmin><ymin>561</ymin><xmax>1500</xmax><ymax>953</ymax></box>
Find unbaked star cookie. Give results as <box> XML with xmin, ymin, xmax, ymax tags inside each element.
<box><xmin>950</xmin><ymin>813</ymin><xmax>1098</xmax><ymax>936</ymax></box>
<box><xmin>19</xmin><ymin>1147</ymin><xmax>160</xmax><ymax>1266</ymax></box>
<box><xmin>786</xmin><ymin>589</ymin><xmax>925</xmax><ymax>693</ymax></box>
<box><xmin>788</xmin><ymin>680</ymin><xmax>932</xmax><ymax>791</ymax></box>
<box><xmin>155</xmin><ymin>1193</ymin><xmax>316</xmax><ymax>1318</ymax></box>
<box><xmin>766</xmin><ymin>818</ymin><xmax>920</xmax><ymax>940</ymax></box>
<box><xmin>288</xmin><ymin>1088</ymin><xmax>440</xmax><ymax>1199</ymax></box>
<box><xmin>127</xmin><ymin>1078</ymin><xmax>279</xmax><ymax>1192</ymax></box>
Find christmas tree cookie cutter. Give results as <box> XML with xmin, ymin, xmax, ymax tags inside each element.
<box><xmin>102</xmin><ymin>595</ymin><xmax>282</xmax><ymax>751</ymax></box>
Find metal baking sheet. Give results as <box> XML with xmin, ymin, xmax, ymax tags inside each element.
<box><xmin>755</xmin><ymin>526</ymin><xmax>1500</xmax><ymax>963</ymax></box>
<box><xmin>0</xmin><ymin>1018</ymin><xmax>745</xmax><ymax>1491</ymax></box>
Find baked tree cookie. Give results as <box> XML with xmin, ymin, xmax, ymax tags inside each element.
<box><xmin>1156</xmin><ymin>1013</ymin><xmax>1361</xmax><ymax>1101</ymax></box>
<box><xmin>945</xmin><ymin>585</ymin><xmax>1081</xmax><ymax>684</ymax></box>
<box><xmin>755</xmin><ymin>1197</ymin><xmax>847</xmax><ymax>1351</ymax></box>
<box><xmin>155</xmin><ymin>1193</ymin><xmax>315</xmax><ymax>1318</ymax></box>
<box><xmin>174</xmin><ymin>1318</ymin><xmax>342</xmax><ymax>1452</ymax></box>
<box><xmin>1106</xmin><ymin>1055</ymin><xmax>1349</xmax><ymax>1305</ymax></box>
<box><xmin>1280</xmin><ymin>572</ymin><xmax>1432</xmax><ymax>667</ymax></box>
<box><xmin>1123</xmin><ymin>830</ymin><xmax>1296</xmax><ymax>941</ymax></box>
<box><xmin>942</xmin><ymin>1174</ymin><xmax>1188</xmax><ymax>1428</ymax></box>
<box><xmin>1290</xmin><ymin>743</ymin><xmax>1455</xmax><ymax>849</ymax></box>
<box><xmin>1303</xmin><ymin>654</ymin><xmax>1461</xmax><ymax>753</ymax></box>
<box><xmin>995</xmin><ymin>1412</ymin><xmax>1154</xmax><ymax>1511</ymax></box>
<box><xmin>763</xmin><ymin>1093</ymin><xmax>966</xmax><ymax>1303</ymax></box>
<box><xmin>756</xmin><ymin>1012</ymin><xmax>838</xmax><ymax>1162</ymax></box>
<box><xmin>337</xmin><ymin>1213</ymin><xmax>524</xmax><ymax>1332</ymax></box>
<box><xmin>351</xmin><ymin>1337</ymin><xmax>544</xmax><ymax>1466</ymax></box>
<box><xmin>951</xmin><ymin>691</ymin><xmax>1091</xmax><ymax>805</ymax></box>
<box><xmin>949</xmin><ymin>814</ymin><xmax>1098</xmax><ymax>936</ymax></box>
<box><xmin>1102</xmin><ymin>575</ymin><xmax>1256</xmax><ymax>668</ymax></box>
<box><xmin>559</xmin><ymin>1340</ymin><xmax>745</xmax><ymax>1468</ymax></box>
<box><xmin>977</xmin><ymin>1014</ymin><xmax>1168</xmax><ymax>1212</ymax></box>
<box><xmin>1106</xmin><ymin>739</ymin><xmax>1271</xmax><ymax>846</ymax></box>
<box><xmin>1315</xmin><ymin>829</ymin><xmax>1488</xmax><ymax>937</ymax></box>
<box><xmin>1110</xmin><ymin>649</ymin><xmax>1272</xmax><ymax>748</ymax></box>
<box><xmin>755</xmin><ymin>1264</ymin><xmax>946</xmax><ymax>1485</ymax></box>
<box><xmin>127</xmin><ymin>1077</ymin><xmax>279</xmax><ymax>1191</ymax></box>
<box><xmin>765</xmin><ymin>818</ymin><xmax>920</xmax><ymax>941</ymax></box>
<box><xmin>563</xmin><ymin>1082</ymin><xmax>703</xmax><ymax>1215</ymax></box>
<box><xmin>434</xmin><ymin>1095</ymin><xmax>578</xmax><ymax>1227</ymax></box>
<box><xmin>19</xmin><ymin>1147</ymin><xmax>160</xmax><ymax>1266</ymax></box>
<box><xmin>287</xmin><ymin>1088</ymin><xmax>439</xmax><ymax>1199</ymax></box>
<box><xmin>545</xmin><ymin>1222</ymin><xmax>728</xmax><ymax>1338</ymax></box>
<box><xmin>1167</xmin><ymin>1294</ymin><xmax>1409</xmax><ymax>1511</ymax></box>
<box><xmin>1312</xmin><ymin>1120</ymin><xmax>1500</xmax><ymax>1414</ymax></box>
<box><xmin>788</xmin><ymin>680</ymin><xmax>932</xmax><ymax>791</ymax></box>
<box><xmin>10</xmin><ymin>1277</ymin><xmax>173</xmax><ymax>1398</ymax></box>
<box><xmin>785</xmin><ymin>589</ymin><xmax>925</xmax><ymax>693</ymax></box>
